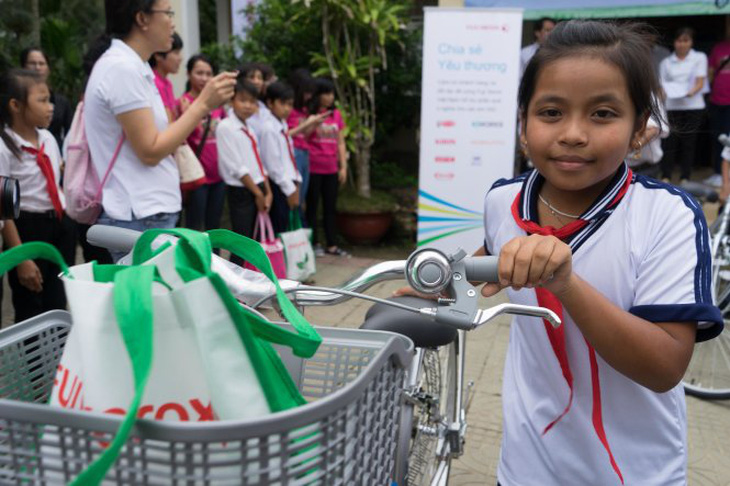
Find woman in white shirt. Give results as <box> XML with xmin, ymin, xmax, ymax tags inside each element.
<box><xmin>84</xmin><ymin>0</ymin><xmax>235</xmax><ymax>261</ymax></box>
<box><xmin>659</xmin><ymin>27</ymin><xmax>708</xmax><ymax>182</ymax></box>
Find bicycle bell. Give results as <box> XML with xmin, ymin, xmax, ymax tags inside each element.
<box><xmin>405</xmin><ymin>248</ymin><xmax>453</xmax><ymax>295</ymax></box>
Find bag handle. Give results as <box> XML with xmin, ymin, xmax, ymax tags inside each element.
<box><xmin>288</xmin><ymin>210</ymin><xmax>302</xmax><ymax>231</ymax></box>
<box><xmin>70</xmin><ymin>265</ymin><xmax>155</xmax><ymax>485</ymax></box>
<box><xmin>252</xmin><ymin>212</ymin><xmax>265</xmax><ymax>243</ymax></box>
<box><xmin>0</xmin><ymin>242</ymin><xmax>70</xmax><ymax>277</ymax></box>
<box><xmin>132</xmin><ymin>228</ymin><xmax>212</xmax><ymax>279</ymax></box>
<box><xmin>208</xmin><ymin>229</ymin><xmax>321</xmax><ymax>358</ymax></box>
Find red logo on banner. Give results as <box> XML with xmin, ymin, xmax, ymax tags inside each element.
<box><xmin>435</xmin><ymin>156</ymin><xmax>455</xmax><ymax>163</ymax></box>
<box><xmin>435</xmin><ymin>139</ymin><xmax>456</xmax><ymax>145</ymax></box>
<box><xmin>434</xmin><ymin>172</ymin><xmax>455</xmax><ymax>181</ymax></box>
<box><xmin>437</xmin><ymin>120</ymin><xmax>456</xmax><ymax>128</ymax></box>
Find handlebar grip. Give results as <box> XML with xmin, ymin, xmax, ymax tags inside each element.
<box><xmin>463</xmin><ymin>255</ymin><xmax>499</xmax><ymax>283</ymax></box>
<box><xmin>87</xmin><ymin>225</ymin><xmax>142</xmax><ymax>253</ymax></box>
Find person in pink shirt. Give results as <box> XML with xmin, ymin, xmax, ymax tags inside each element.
<box><xmin>306</xmin><ymin>78</ymin><xmax>349</xmax><ymax>257</ymax></box>
<box><xmin>179</xmin><ymin>54</ymin><xmax>226</xmax><ymax>230</ymax></box>
<box><xmin>709</xmin><ymin>37</ymin><xmax>730</xmax><ymax>181</ymax></box>
<box><xmin>149</xmin><ymin>32</ymin><xmax>183</xmax><ymax>122</ymax></box>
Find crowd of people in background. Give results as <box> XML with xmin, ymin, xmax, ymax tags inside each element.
<box><xmin>0</xmin><ymin>0</ymin><xmax>351</xmax><ymax>324</ymax></box>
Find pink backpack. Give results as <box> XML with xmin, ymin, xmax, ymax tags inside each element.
<box><xmin>64</xmin><ymin>101</ymin><xmax>123</xmax><ymax>225</ymax></box>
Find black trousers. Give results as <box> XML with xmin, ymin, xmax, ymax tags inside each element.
<box><xmin>661</xmin><ymin>109</ymin><xmax>705</xmax><ymax>180</ymax></box>
<box><xmin>306</xmin><ymin>173</ymin><xmax>338</xmax><ymax>247</ymax></box>
<box><xmin>228</xmin><ymin>184</ymin><xmax>262</xmax><ymax>266</ymax></box>
<box><xmin>6</xmin><ymin>212</ymin><xmax>77</xmax><ymax>323</ymax></box>
<box><xmin>709</xmin><ymin>103</ymin><xmax>730</xmax><ymax>173</ymax></box>
<box><xmin>270</xmin><ymin>183</ymin><xmax>292</xmax><ymax>235</ymax></box>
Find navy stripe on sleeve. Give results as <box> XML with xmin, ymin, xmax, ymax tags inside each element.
<box><xmin>629</xmin><ymin>303</ymin><xmax>723</xmax><ymax>342</ymax></box>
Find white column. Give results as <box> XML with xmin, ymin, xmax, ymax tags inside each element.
<box><xmin>169</xmin><ymin>0</ymin><xmax>201</xmax><ymax>97</ymax></box>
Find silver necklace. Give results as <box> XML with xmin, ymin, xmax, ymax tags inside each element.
<box><xmin>538</xmin><ymin>193</ymin><xmax>582</xmax><ymax>220</ymax></box>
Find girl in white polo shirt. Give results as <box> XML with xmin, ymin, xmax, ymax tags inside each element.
<box><xmin>659</xmin><ymin>27</ymin><xmax>708</xmax><ymax>182</ymax></box>
<box><xmin>474</xmin><ymin>21</ymin><xmax>721</xmax><ymax>485</ymax></box>
<box><xmin>84</xmin><ymin>0</ymin><xmax>236</xmax><ymax>261</ymax></box>
<box><xmin>0</xmin><ymin>69</ymin><xmax>77</xmax><ymax>322</ymax></box>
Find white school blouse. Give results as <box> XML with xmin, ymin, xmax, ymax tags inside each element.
<box><xmin>216</xmin><ymin>115</ymin><xmax>267</xmax><ymax>187</ymax></box>
<box><xmin>84</xmin><ymin>39</ymin><xmax>181</xmax><ymax>221</ymax></box>
<box><xmin>660</xmin><ymin>49</ymin><xmax>708</xmax><ymax>111</ymax></box>
<box><xmin>484</xmin><ymin>165</ymin><xmax>722</xmax><ymax>486</ymax></box>
<box><xmin>0</xmin><ymin>128</ymin><xmax>65</xmax><ymax>213</ymax></box>
<box><xmin>258</xmin><ymin>117</ymin><xmax>302</xmax><ymax>196</ymax></box>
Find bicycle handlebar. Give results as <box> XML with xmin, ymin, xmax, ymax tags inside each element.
<box><xmin>87</xmin><ymin>224</ymin><xmax>561</xmax><ymax>331</ymax></box>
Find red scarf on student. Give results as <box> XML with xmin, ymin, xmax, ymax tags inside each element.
<box><xmin>21</xmin><ymin>144</ymin><xmax>63</xmax><ymax>220</ymax></box>
<box><xmin>509</xmin><ymin>169</ymin><xmax>633</xmax><ymax>485</ymax></box>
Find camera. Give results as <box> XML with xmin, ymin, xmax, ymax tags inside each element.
<box><xmin>0</xmin><ymin>176</ymin><xmax>20</xmax><ymax>219</ymax></box>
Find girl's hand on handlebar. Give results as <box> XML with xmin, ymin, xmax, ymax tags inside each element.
<box><xmin>392</xmin><ymin>286</ymin><xmax>441</xmax><ymax>301</ymax></box>
<box><xmin>481</xmin><ymin>234</ymin><xmax>573</xmax><ymax>298</ymax></box>
<box><xmin>199</xmin><ymin>72</ymin><xmax>238</xmax><ymax>111</ymax></box>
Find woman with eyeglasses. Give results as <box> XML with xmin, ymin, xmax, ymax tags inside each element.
<box><xmin>84</xmin><ymin>0</ymin><xmax>236</xmax><ymax>261</ymax></box>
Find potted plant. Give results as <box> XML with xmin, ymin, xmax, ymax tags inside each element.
<box><xmin>335</xmin><ymin>187</ymin><xmax>397</xmax><ymax>244</ymax></box>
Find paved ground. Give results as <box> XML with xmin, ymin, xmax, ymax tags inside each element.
<box><xmin>305</xmin><ymin>252</ymin><xmax>730</xmax><ymax>485</ymax></box>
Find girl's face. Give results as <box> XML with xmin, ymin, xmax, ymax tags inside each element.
<box><xmin>245</xmin><ymin>71</ymin><xmax>264</xmax><ymax>95</ymax></box>
<box><xmin>12</xmin><ymin>82</ymin><xmax>53</xmax><ymax>129</ymax></box>
<box><xmin>189</xmin><ymin>60</ymin><xmax>213</xmax><ymax>94</ymax></box>
<box><xmin>674</xmin><ymin>34</ymin><xmax>693</xmax><ymax>57</ymax></box>
<box><xmin>158</xmin><ymin>49</ymin><xmax>183</xmax><ymax>75</ymax></box>
<box><xmin>143</xmin><ymin>0</ymin><xmax>176</xmax><ymax>53</ymax></box>
<box><xmin>268</xmin><ymin>98</ymin><xmax>294</xmax><ymax>121</ymax></box>
<box><xmin>24</xmin><ymin>51</ymin><xmax>50</xmax><ymax>82</ymax></box>
<box><xmin>231</xmin><ymin>91</ymin><xmax>258</xmax><ymax>121</ymax></box>
<box><xmin>521</xmin><ymin>56</ymin><xmax>643</xmax><ymax>198</ymax></box>
<box><xmin>319</xmin><ymin>92</ymin><xmax>335</xmax><ymax>111</ymax></box>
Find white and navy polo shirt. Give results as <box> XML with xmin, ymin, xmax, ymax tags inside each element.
<box><xmin>484</xmin><ymin>163</ymin><xmax>723</xmax><ymax>486</ymax></box>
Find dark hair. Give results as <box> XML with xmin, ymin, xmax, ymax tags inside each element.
<box><xmin>234</xmin><ymin>74</ymin><xmax>260</xmax><ymax>99</ymax></box>
<box><xmin>309</xmin><ymin>77</ymin><xmax>336</xmax><ymax>113</ymax></box>
<box><xmin>0</xmin><ymin>69</ymin><xmax>44</xmax><ymax>159</ymax></box>
<box><xmin>185</xmin><ymin>54</ymin><xmax>216</xmax><ymax>92</ymax></box>
<box><xmin>535</xmin><ymin>17</ymin><xmax>556</xmax><ymax>33</ymax></box>
<box><xmin>264</xmin><ymin>81</ymin><xmax>294</xmax><ymax>104</ymax></box>
<box><xmin>105</xmin><ymin>0</ymin><xmax>156</xmax><ymax>38</ymax></box>
<box><xmin>239</xmin><ymin>62</ymin><xmax>263</xmax><ymax>80</ymax></box>
<box><xmin>257</xmin><ymin>62</ymin><xmax>275</xmax><ymax>82</ymax></box>
<box><xmin>519</xmin><ymin>20</ymin><xmax>662</xmax><ymax>132</ymax></box>
<box><xmin>149</xmin><ymin>32</ymin><xmax>183</xmax><ymax>68</ymax></box>
<box><xmin>674</xmin><ymin>27</ymin><xmax>695</xmax><ymax>42</ymax></box>
<box><xmin>289</xmin><ymin>68</ymin><xmax>314</xmax><ymax>111</ymax></box>
<box><xmin>19</xmin><ymin>47</ymin><xmax>49</xmax><ymax>68</ymax></box>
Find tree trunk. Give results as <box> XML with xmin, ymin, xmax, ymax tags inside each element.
<box><xmin>30</xmin><ymin>0</ymin><xmax>41</xmax><ymax>46</ymax></box>
<box><xmin>355</xmin><ymin>140</ymin><xmax>371</xmax><ymax>199</ymax></box>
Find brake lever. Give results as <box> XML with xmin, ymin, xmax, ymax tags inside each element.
<box><xmin>475</xmin><ymin>303</ymin><xmax>561</xmax><ymax>328</ymax></box>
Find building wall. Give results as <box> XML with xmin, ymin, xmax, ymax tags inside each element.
<box><xmin>169</xmin><ymin>0</ymin><xmax>201</xmax><ymax>97</ymax></box>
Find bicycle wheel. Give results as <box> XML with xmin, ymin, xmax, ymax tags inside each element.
<box><xmin>406</xmin><ymin>337</ymin><xmax>459</xmax><ymax>485</ymax></box>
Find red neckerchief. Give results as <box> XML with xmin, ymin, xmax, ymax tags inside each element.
<box><xmin>21</xmin><ymin>144</ymin><xmax>63</xmax><ymax>220</ymax></box>
<box><xmin>510</xmin><ymin>168</ymin><xmax>633</xmax><ymax>485</ymax></box>
<box><xmin>280</xmin><ymin>128</ymin><xmax>300</xmax><ymax>177</ymax></box>
<box><xmin>240</xmin><ymin>126</ymin><xmax>266</xmax><ymax>179</ymax></box>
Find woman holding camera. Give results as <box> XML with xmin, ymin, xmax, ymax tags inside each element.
<box><xmin>84</xmin><ymin>0</ymin><xmax>236</xmax><ymax>261</ymax></box>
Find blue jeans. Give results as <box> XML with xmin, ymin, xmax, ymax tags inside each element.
<box><xmin>185</xmin><ymin>181</ymin><xmax>226</xmax><ymax>231</ymax></box>
<box><xmin>294</xmin><ymin>148</ymin><xmax>310</xmax><ymax>223</ymax></box>
<box><xmin>97</xmin><ymin>211</ymin><xmax>179</xmax><ymax>262</ymax></box>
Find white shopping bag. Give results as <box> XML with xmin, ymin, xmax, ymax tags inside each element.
<box><xmin>0</xmin><ymin>231</ymin><xmax>322</xmax><ymax>485</ymax></box>
<box><xmin>279</xmin><ymin>211</ymin><xmax>316</xmax><ymax>281</ymax></box>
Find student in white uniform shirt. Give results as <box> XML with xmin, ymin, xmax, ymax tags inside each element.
<box><xmin>84</xmin><ymin>0</ymin><xmax>236</xmax><ymax>261</ymax></box>
<box><xmin>240</xmin><ymin>62</ymin><xmax>272</xmax><ymax>136</ymax></box>
<box><xmin>659</xmin><ymin>27</ymin><xmax>708</xmax><ymax>182</ymax></box>
<box><xmin>519</xmin><ymin>17</ymin><xmax>556</xmax><ymax>80</ymax></box>
<box><xmin>258</xmin><ymin>81</ymin><xmax>302</xmax><ymax>234</ymax></box>
<box><xmin>217</xmin><ymin>77</ymin><xmax>273</xmax><ymax>266</ymax></box>
<box><xmin>400</xmin><ymin>20</ymin><xmax>723</xmax><ymax>486</ymax></box>
<box><xmin>0</xmin><ymin>69</ymin><xmax>76</xmax><ymax>322</ymax></box>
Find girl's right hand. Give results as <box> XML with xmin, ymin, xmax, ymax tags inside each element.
<box><xmin>254</xmin><ymin>193</ymin><xmax>267</xmax><ymax>213</ymax></box>
<box><xmin>198</xmin><ymin>72</ymin><xmax>238</xmax><ymax>111</ymax></box>
<box><xmin>18</xmin><ymin>260</ymin><xmax>43</xmax><ymax>293</ymax></box>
